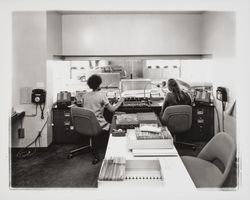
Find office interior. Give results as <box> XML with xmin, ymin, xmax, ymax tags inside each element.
<box><xmin>10</xmin><ymin>10</ymin><xmax>238</xmax><ymax>190</ymax></box>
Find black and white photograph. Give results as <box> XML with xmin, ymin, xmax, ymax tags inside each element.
<box><xmin>1</xmin><ymin>0</ymin><xmax>250</xmax><ymax>200</ymax></box>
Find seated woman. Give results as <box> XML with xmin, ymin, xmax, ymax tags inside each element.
<box><xmin>160</xmin><ymin>78</ymin><xmax>191</xmax><ymax>119</ymax></box>
<box><xmin>83</xmin><ymin>74</ymin><xmax>124</xmax><ymax>132</ymax></box>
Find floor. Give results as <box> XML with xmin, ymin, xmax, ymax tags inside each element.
<box><xmin>11</xmin><ymin>141</ymin><xmax>237</xmax><ymax>188</ymax></box>
<box><xmin>11</xmin><ymin>144</ymin><xmax>105</xmax><ymax>188</ymax></box>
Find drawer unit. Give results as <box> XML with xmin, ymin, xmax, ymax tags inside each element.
<box><xmin>52</xmin><ymin>108</ymin><xmax>88</xmax><ymax>144</ymax></box>
<box><xmin>190</xmin><ymin>105</ymin><xmax>214</xmax><ymax>141</ymax></box>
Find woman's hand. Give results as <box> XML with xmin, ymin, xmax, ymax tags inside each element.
<box><xmin>118</xmin><ymin>97</ymin><xmax>125</xmax><ymax>104</ymax></box>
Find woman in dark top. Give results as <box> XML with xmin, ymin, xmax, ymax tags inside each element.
<box><xmin>160</xmin><ymin>78</ymin><xmax>191</xmax><ymax>118</ymax></box>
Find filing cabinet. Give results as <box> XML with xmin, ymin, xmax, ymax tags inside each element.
<box><xmin>190</xmin><ymin>105</ymin><xmax>214</xmax><ymax>141</ymax></box>
<box><xmin>52</xmin><ymin>107</ymin><xmax>87</xmax><ymax>144</ymax></box>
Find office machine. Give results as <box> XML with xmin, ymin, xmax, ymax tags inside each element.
<box><xmin>57</xmin><ymin>91</ymin><xmax>71</xmax><ymax>108</ymax></box>
<box><xmin>122</xmin><ymin>97</ymin><xmax>150</xmax><ymax>107</ymax></box>
<box><xmin>194</xmin><ymin>90</ymin><xmax>212</xmax><ymax>106</ymax></box>
<box><xmin>189</xmin><ymin>82</ymin><xmax>213</xmax><ymax>106</ymax></box>
<box><xmin>118</xmin><ymin>97</ymin><xmax>152</xmax><ymax>113</ymax></box>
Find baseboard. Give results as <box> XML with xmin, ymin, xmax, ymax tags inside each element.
<box><xmin>11</xmin><ymin>143</ymin><xmax>52</xmax><ymax>154</ymax></box>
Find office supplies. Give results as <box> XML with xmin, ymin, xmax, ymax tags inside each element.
<box><xmin>115</xmin><ymin>112</ymin><xmax>159</xmax><ymax>129</ymax></box>
<box><xmin>127</xmin><ymin>128</ymin><xmax>173</xmax><ymax>150</ymax></box>
<box><xmin>99</xmin><ymin>158</ymin><xmax>164</xmax><ymax>182</ymax></box>
<box><xmin>115</xmin><ymin>114</ymin><xmax>139</xmax><ymax>129</ymax></box>
<box><xmin>99</xmin><ymin>157</ymin><xmax>126</xmax><ymax>181</ymax></box>
<box><xmin>132</xmin><ymin>148</ymin><xmax>178</xmax><ymax>157</ymax></box>
<box><xmin>137</xmin><ymin>112</ymin><xmax>158</xmax><ymax>124</ymax></box>
<box><xmin>101</xmin><ymin>122</ymin><xmax>196</xmax><ymax>189</ymax></box>
<box><xmin>111</xmin><ymin>129</ymin><xmax>126</xmax><ymax>137</ymax></box>
<box><xmin>139</xmin><ymin>125</ymin><xmax>161</xmax><ymax>134</ymax></box>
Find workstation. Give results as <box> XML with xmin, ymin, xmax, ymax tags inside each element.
<box><xmin>7</xmin><ymin>5</ymin><xmax>241</xmax><ymax>199</ymax></box>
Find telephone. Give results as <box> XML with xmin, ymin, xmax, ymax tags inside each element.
<box><xmin>216</xmin><ymin>87</ymin><xmax>227</xmax><ymax>102</ymax></box>
<box><xmin>194</xmin><ymin>90</ymin><xmax>211</xmax><ymax>105</ymax></box>
<box><xmin>31</xmin><ymin>89</ymin><xmax>46</xmax><ymax>119</ymax></box>
<box><xmin>57</xmin><ymin>91</ymin><xmax>71</xmax><ymax>108</ymax></box>
<box><xmin>31</xmin><ymin>89</ymin><xmax>46</xmax><ymax>104</ymax></box>
<box><xmin>216</xmin><ymin>87</ymin><xmax>228</xmax><ymax>132</ymax></box>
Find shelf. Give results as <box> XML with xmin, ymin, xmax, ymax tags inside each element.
<box><xmin>53</xmin><ymin>54</ymin><xmax>212</xmax><ymax>60</ymax></box>
<box><xmin>11</xmin><ymin>111</ymin><xmax>25</xmax><ymax>124</ymax></box>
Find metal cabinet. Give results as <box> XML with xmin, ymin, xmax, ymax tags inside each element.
<box><xmin>52</xmin><ymin>108</ymin><xmax>87</xmax><ymax>144</ymax></box>
<box><xmin>190</xmin><ymin>105</ymin><xmax>214</xmax><ymax>141</ymax></box>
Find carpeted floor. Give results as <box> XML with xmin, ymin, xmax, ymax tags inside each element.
<box><xmin>11</xmin><ymin>144</ymin><xmax>106</xmax><ymax>188</ymax></box>
<box><xmin>11</xmin><ymin>141</ymin><xmax>237</xmax><ymax>188</ymax></box>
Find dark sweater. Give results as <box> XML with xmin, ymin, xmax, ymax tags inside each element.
<box><xmin>160</xmin><ymin>91</ymin><xmax>191</xmax><ymax>117</ymax></box>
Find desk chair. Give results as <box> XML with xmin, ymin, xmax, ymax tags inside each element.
<box><xmin>181</xmin><ymin>132</ymin><xmax>236</xmax><ymax>187</ymax></box>
<box><xmin>161</xmin><ymin>105</ymin><xmax>196</xmax><ymax>150</ymax></box>
<box><xmin>68</xmin><ymin>107</ymin><xmax>102</xmax><ymax>165</ymax></box>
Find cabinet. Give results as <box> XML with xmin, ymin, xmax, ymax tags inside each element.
<box><xmin>52</xmin><ymin>108</ymin><xmax>88</xmax><ymax>144</ymax></box>
<box><xmin>177</xmin><ymin>104</ymin><xmax>214</xmax><ymax>142</ymax></box>
<box><xmin>190</xmin><ymin>105</ymin><xmax>214</xmax><ymax>141</ymax></box>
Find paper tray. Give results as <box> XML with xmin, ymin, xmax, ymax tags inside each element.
<box><xmin>98</xmin><ymin>159</ymin><xmax>164</xmax><ymax>183</ymax></box>
<box><xmin>124</xmin><ymin>159</ymin><xmax>163</xmax><ymax>181</ymax></box>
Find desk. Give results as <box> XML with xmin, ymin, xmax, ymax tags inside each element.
<box><xmin>98</xmin><ymin>114</ymin><xmax>196</xmax><ymax>192</ymax></box>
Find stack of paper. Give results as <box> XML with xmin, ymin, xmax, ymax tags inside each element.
<box><xmin>132</xmin><ymin>148</ymin><xmax>178</xmax><ymax>157</ymax></box>
<box><xmin>127</xmin><ymin>128</ymin><xmax>176</xmax><ymax>156</ymax></box>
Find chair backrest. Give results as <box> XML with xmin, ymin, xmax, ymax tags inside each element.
<box><xmin>161</xmin><ymin>105</ymin><xmax>192</xmax><ymax>134</ymax></box>
<box><xmin>71</xmin><ymin>107</ymin><xmax>102</xmax><ymax>137</ymax></box>
<box><xmin>198</xmin><ymin>132</ymin><xmax>236</xmax><ymax>186</ymax></box>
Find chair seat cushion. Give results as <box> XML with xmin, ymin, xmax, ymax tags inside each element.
<box><xmin>181</xmin><ymin>156</ymin><xmax>223</xmax><ymax>188</ymax></box>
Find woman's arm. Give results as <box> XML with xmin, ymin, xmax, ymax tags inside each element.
<box><xmin>105</xmin><ymin>97</ymin><xmax>124</xmax><ymax>112</ymax></box>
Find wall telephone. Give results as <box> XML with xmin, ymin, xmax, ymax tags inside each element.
<box><xmin>31</xmin><ymin>89</ymin><xmax>46</xmax><ymax>119</ymax></box>
<box><xmin>216</xmin><ymin>87</ymin><xmax>227</xmax><ymax>102</ymax></box>
<box><xmin>31</xmin><ymin>89</ymin><xmax>46</xmax><ymax>104</ymax></box>
<box><xmin>216</xmin><ymin>86</ymin><xmax>228</xmax><ymax>132</ymax></box>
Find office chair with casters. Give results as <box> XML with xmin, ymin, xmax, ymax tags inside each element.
<box><xmin>181</xmin><ymin>132</ymin><xmax>236</xmax><ymax>188</ymax></box>
<box><xmin>68</xmin><ymin>107</ymin><xmax>102</xmax><ymax>165</ymax></box>
<box><xmin>161</xmin><ymin>105</ymin><xmax>197</xmax><ymax>150</ymax></box>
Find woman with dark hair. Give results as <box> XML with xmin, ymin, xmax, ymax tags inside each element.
<box><xmin>84</xmin><ymin>74</ymin><xmax>124</xmax><ymax>131</ymax></box>
<box><xmin>160</xmin><ymin>78</ymin><xmax>191</xmax><ymax>118</ymax></box>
